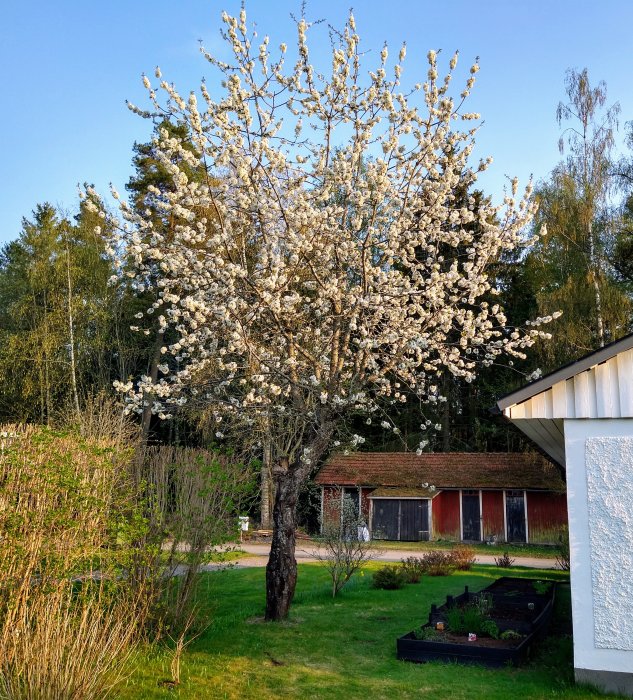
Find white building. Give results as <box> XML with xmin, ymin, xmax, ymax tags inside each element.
<box><xmin>496</xmin><ymin>333</ymin><xmax>633</xmax><ymax>696</ymax></box>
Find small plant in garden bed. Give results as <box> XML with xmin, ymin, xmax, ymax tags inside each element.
<box><xmin>446</xmin><ymin>604</ymin><xmax>489</xmax><ymax>636</ymax></box>
<box><xmin>495</xmin><ymin>552</ymin><xmax>516</xmax><ymax>568</ymax></box>
<box><xmin>413</xmin><ymin>626</ymin><xmax>442</xmax><ymax>641</ymax></box>
<box><xmin>480</xmin><ymin>619</ymin><xmax>500</xmax><ymax>639</ymax></box>
<box><xmin>473</xmin><ymin>592</ymin><xmax>493</xmax><ymax>617</ymax></box>
<box><xmin>373</xmin><ymin>565</ymin><xmax>407</xmax><ymax>590</ymax></box>
<box><xmin>532</xmin><ymin>580</ymin><xmax>553</xmax><ymax>595</ymax></box>
<box><xmin>500</xmin><ymin>629</ymin><xmax>523</xmax><ymax>640</ymax></box>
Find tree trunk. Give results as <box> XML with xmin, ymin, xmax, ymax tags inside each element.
<box><xmin>141</xmin><ymin>328</ymin><xmax>164</xmax><ymax>443</ymax></box>
<box><xmin>441</xmin><ymin>375</ymin><xmax>451</xmax><ymax>452</ymax></box>
<box><xmin>588</xmin><ymin>225</ymin><xmax>605</xmax><ymax>347</ymax></box>
<box><xmin>260</xmin><ymin>438</ymin><xmax>273</xmax><ymax>529</ymax></box>
<box><xmin>265</xmin><ymin>457</ymin><xmax>299</xmax><ymax>621</ymax></box>
<box><xmin>264</xmin><ymin>422</ymin><xmax>334</xmax><ymax>621</ymax></box>
<box><xmin>64</xmin><ymin>237</ymin><xmax>81</xmax><ymax>422</ymax></box>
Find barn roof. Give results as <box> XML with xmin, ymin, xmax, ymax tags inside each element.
<box><xmin>315</xmin><ymin>452</ymin><xmax>565</xmax><ymax>491</ymax></box>
<box><xmin>368</xmin><ymin>486</ymin><xmax>440</xmax><ymax>499</ymax></box>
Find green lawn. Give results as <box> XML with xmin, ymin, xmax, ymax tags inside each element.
<box><xmin>205</xmin><ymin>548</ymin><xmax>250</xmax><ymax>564</ymax></box>
<box><xmin>119</xmin><ymin>563</ymin><xmax>621</xmax><ymax>700</ymax></box>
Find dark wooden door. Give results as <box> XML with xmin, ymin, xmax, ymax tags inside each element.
<box><xmin>400</xmin><ymin>500</ymin><xmax>429</xmax><ymax>541</ymax></box>
<box><xmin>506</xmin><ymin>490</ymin><xmax>526</xmax><ymax>542</ymax></box>
<box><xmin>461</xmin><ymin>491</ymin><xmax>481</xmax><ymax>541</ymax></box>
<box><xmin>371</xmin><ymin>499</ymin><xmax>399</xmax><ymax>540</ymax></box>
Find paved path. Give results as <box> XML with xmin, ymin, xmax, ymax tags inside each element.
<box><xmin>230</xmin><ymin>542</ymin><xmax>560</xmax><ymax>570</ymax></box>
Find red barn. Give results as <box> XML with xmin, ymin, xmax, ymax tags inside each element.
<box><xmin>315</xmin><ymin>452</ymin><xmax>567</xmax><ymax>544</ymax></box>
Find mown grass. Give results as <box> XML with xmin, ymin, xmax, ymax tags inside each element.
<box><xmin>205</xmin><ymin>548</ymin><xmax>250</xmax><ymax>564</ymax></box>
<box><xmin>119</xmin><ymin>563</ymin><xmax>622</xmax><ymax>700</ymax></box>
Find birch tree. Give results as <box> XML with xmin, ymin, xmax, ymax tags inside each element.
<box><xmin>100</xmin><ymin>9</ymin><xmax>552</xmax><ymax>619</ymax></box>
<box><xmin>555</xmin><ymin>68</ymin><xmax>621</xmax><ymax>348</ymax></box>
<box><xmin>526</xmin><ymin>69</ymin><xmax>631</xmax><ymax>370</ymax></box>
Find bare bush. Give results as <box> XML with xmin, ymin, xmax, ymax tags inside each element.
<box><xmin>54</xmin><ymin>391</ymin><xmax>140</xmax><ymax>447</ymax></box>
<box><xmin>419</xmin><ymin>550</ymin><xmax>455</xmax><ymax>576</ymax></box>
<box><xmin>131</xmin><ymin>445</ymin><xmax>257</xmax><ymax>632</ymax></box>
<box><xmin>400</xmin><ymin>557</ymin><xmax>425</xmax><ymax>583</ymax></box>
<box><xmin>494</xmin><ymin>551</ymin><xmax>516</xmax><ymax>568</ymax></box>
<box><xmin>556</xmin><ymin>525</ymin><xmax>571</xmax><ymax>571</ymax></box>
<box><xmin>315</xmin><ymin>493</ymin><xmax>373</xmax><ymax>597</ymax></box>
<box><xmin>450</xmin><ymin>545</ymin><xmax>477</xmax><ymax>571</ymax></box>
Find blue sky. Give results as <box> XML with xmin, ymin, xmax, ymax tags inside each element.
<box><xmin>2</xmin><ymin>1</ymin><xmax>633</xmax><ymax>245</ymax></box>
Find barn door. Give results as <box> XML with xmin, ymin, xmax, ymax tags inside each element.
<box><xmin>505</xmin><ymin>490</ymin><xmax>527</xmax><ymax>542</ymax></box>
<box><xmin>461</xmin><ymin>490</ymin><xmax>481</xmax><ymax>541</ymax></box>
<box><xmin>371</xmin><ymin>499</ymin><xmax>399</xmax><ymax>540</ymax></box>
<box><xmin>400</xmin><ymin>500</ymin><xmax>429</xmax><ymax>541</ymax></box>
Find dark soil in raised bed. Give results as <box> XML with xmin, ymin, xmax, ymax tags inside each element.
<box><xmin>398</xmin><ymin>577</ymin><xmax>557</xmax><ymax>666</ymax></box>
<box><xmin>426</xmin><ymin>631</ymin><xmax>524</xmax><ymax>648</ymax></box>
<box><xmin>486</xmin><ymin>578</ymin><xmax>548</xmax><ymax>595</ymax></box>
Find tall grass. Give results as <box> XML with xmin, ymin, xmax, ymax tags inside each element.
<box><xmin>0</xmin><ymin>415</ymin><xmax>257</xmax><ymax>697</ymax></box>
<box><xmin>0</xmin><ymin>424</ymin><xmax>147</xmax><ymax>700</ymax></box>
<box><xmin>0</xmin><ymin>582</ymin><xmax>139</xmax><ymax>700</ymax></box>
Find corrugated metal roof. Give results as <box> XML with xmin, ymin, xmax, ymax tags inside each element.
<box><xmin>315</xmin><ymin>452</ymin><xmax>565</xmax><ymax>491</ymax></box>
<box><xmin>496</xmin><ymin>332</ymin><xmax>633</xmax><ymax>412</ymax></box>
<box><xmin>495</xmin><ymin>335</ymin><xmax>633</xmax><ymax>466</ymax></box>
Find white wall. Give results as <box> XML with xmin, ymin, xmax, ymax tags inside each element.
<box><xmin>564</xmin><ymin>418</ymin><xmax>633</xmax><ymax>674</ymax></box>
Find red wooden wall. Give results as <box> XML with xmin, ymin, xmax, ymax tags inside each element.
<box><xmin>359</xmin><ymin>488</ymin><xmax>372</xmax><ymax>521</ymax></box>
<box><xmin>482</xmin><ymin>490</ymin><xmax>504</xmax><ymax>541</ymax></box>
<box><xmin>322</xmin><ymin>486</ymin><xmax>567</xmax><ymax>544</ymax></box>
<box><xmin>322</xmin><ymin>486</ymin><xmax>339</xmax><ymax>525</ymax></box>
<box><xmin>321</xmin><ymin>486</ymin><xmax>372</xmax><ymax>526</ymax></box>
<box><xmin>527</xmin><ymin>492</ymin><xmax>567</xmax><ymax>543</ymax></box>
<box><xmin>432</xmin><ymin>490</ymin><xmax>460</xmax><ymax>540</ymax></box>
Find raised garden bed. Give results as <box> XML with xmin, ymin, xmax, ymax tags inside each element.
<box><xmin>397</xmin><ymin>577</ymin><xmax>556</xmax><ymax>667</ymax></box>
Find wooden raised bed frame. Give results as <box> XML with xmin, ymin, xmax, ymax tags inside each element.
<box><xmin>397</xmin><ymin>577</ymin><xmax>557</xmax><ymax>667</ymax></box>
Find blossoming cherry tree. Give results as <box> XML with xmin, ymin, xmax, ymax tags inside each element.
<box><xmin>102</xmin><ymin>10</ymin><xmax>553</xmax><ymax>619</ymax></box>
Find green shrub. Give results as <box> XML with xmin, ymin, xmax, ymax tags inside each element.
<box><xmin>400</xmin><ymin>557</ymin><xmax>425</xmax><ymax>583</ymax></box>
<box><xmin>500</xmin><ymin>629</ymin><xmax>523</xmax><ymax>640</ymax></box>
<box><xmin>372</xmin><ymin>565</ymin><xmax>406</xmax><ymax>590</ymax></box>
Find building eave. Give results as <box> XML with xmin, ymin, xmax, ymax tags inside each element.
<box><xmin>496</xmin><ymin>332</ymin><xmax>633</xmax><ymax>412</ymax></box>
